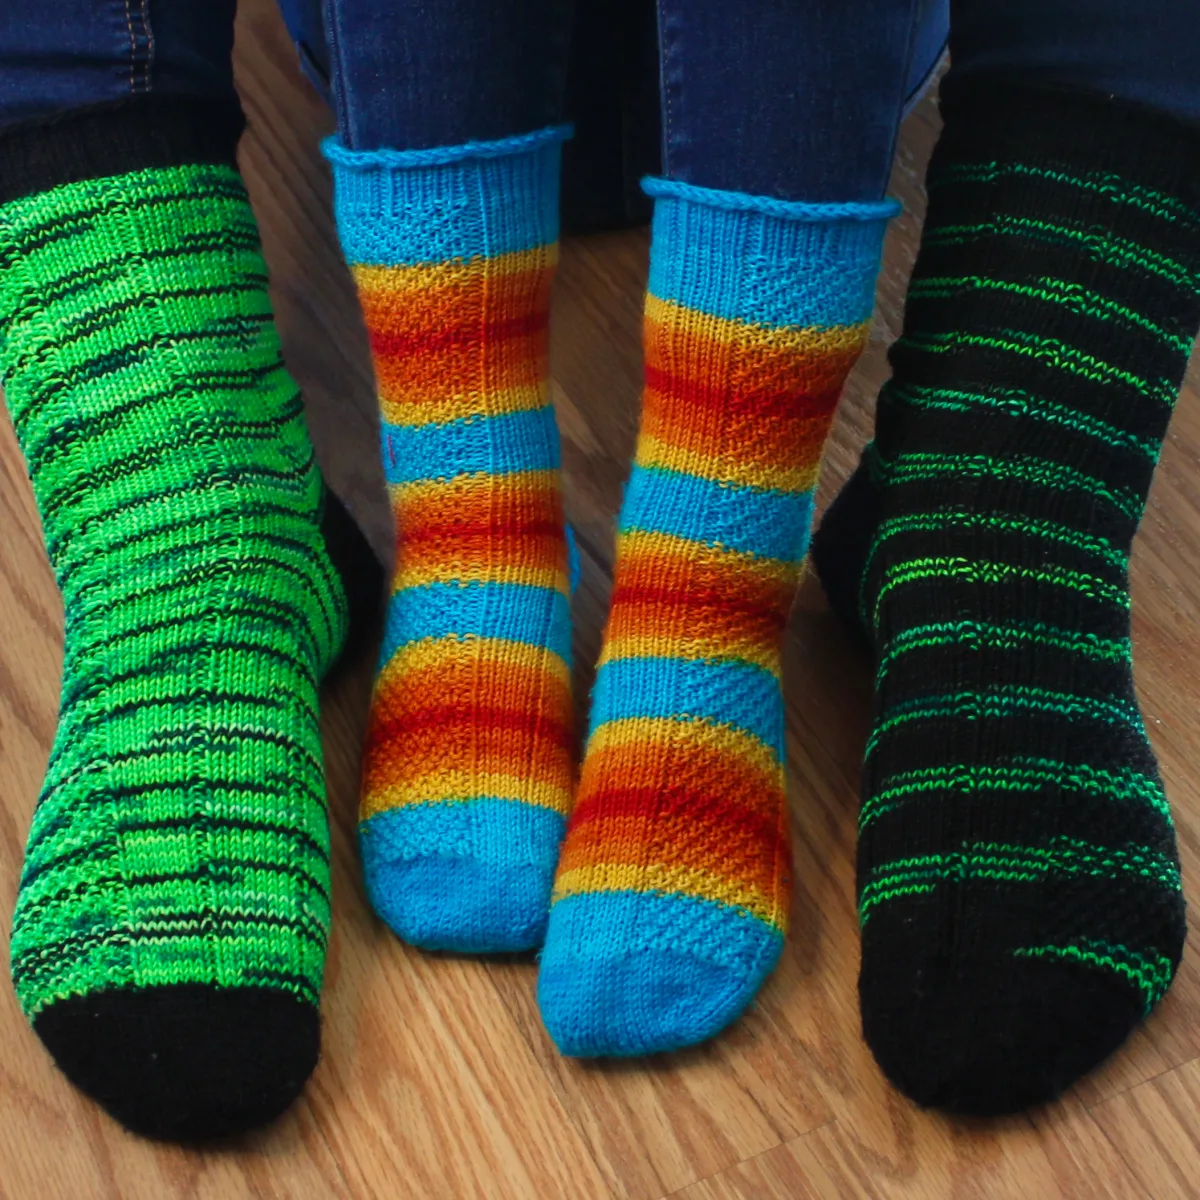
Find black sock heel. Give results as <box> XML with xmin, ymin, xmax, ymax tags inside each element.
<box><xmin>811</xmin><ymin>458</ymin><xmax>883</xmax><ymax>653</ymax></box>
<box><xmin>319</xmin><ymin>486</ymin><xmax>385</xmax><ymax>677</ymax></box>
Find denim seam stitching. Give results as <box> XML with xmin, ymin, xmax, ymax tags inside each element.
<box><xmin>657</xmin><ymin>0</ymin><xmax>675</xmax><ymax>179</ymax></box>
<box><xmin>322</xmin><ymin>0</ymin><xmax>354</xmax><ymax>148</ymax></box>
<box><xmin>123</xmin><ymin>0</ymin><xmax>137</xmax><ymax>95</ymax></box>
<box><xmin>137</xmin><ymin>0</ymin><xmax>154</xmax><ymax>93</ymax></box>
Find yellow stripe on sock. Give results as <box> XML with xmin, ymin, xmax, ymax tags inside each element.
<box><xmin>551</xmin><ymin>861</ymin><xmax>783</xmax><ymax>926</ymax></box>
<box><xmin>636</xmin><ymin>432</ymin><xmax>823</xmax><ymax>493</ymax></box>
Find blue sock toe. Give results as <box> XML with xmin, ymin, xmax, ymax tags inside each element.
<box><xmin>537</xmin><ymin>891</ymin><xmax>783</xmax><ymax>1055</ymax></box>
<box><xmin>360</xmin><ymin>801</ymin><xmax>565</xmax><ymax>953</ymax></box>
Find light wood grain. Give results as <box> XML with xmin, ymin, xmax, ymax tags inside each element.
<box><xmin>676</xmin><ymin>1096</ymin><xmax>1149</xmax><ymax>1200</ymax></box>
<box><xmin>1</xmin><ymin>3</ymin><xmax>1199</xmax><ymax>1197</ymax></box>
<box><xmin>1091</xmin><ymin>1059</ymin><xmax>1200</xmax><ymax>1199</ymax></box>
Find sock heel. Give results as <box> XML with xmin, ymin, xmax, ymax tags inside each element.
<box><xmin>810</xmin><ymin>459</ymin><xmax>882</xmax><ymax>651</ymax></box>
<box><xmin>318</xmin><ymin>486</ymin><xmax>385</xmax><ymax>679</ymax></box>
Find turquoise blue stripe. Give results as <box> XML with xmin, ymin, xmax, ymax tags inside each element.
<box><xmin>360</xmin><ymin>798</ymin><xmax>565</xmax><ymax>866</ymax></box>
<box><xmin>544</xmin><ymin>890</ymin><xmax>783</xmax><ymax>968</ymax></box>
<box><xmin>588</xmin><ymin>656</ymin><xmax>783</xmax><ymax>753</ymax></box>
<box><xmin>381</xmin><ymin>406</ymin><xmax>560</xmax><ymax>484</ymax></box>
<box><xmin>620</xmin><ymin>465</ymin><xmax>814</xmax><ymax>562</ymax></box>
<box><xmin>538</xmin><ymin>889</ymin><xmax>784</xmax><ymax>1055</ymax></box>
<box><xmin>330</xmin><ymin>139</ymin><xmax>561</xmax><ymax>266</ymax></box>
<box><xmin>648</xmin><ymin>194</ymin><xmax>889</xmax><ymax>329</ymax></box>
<box><xmin>379</xmin><ymin>582</ymin><xmax>571</xmax><ymax>664</ymax></box>
<box><xmin>359</xmin><ymin>799</ymin><xmax>565</xmax><ymax>952</ymax></box>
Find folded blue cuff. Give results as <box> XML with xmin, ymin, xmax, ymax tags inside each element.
<box><xmin>325</xmin><ymin>124</ymin><xmax>570</xmax><ymax>266</ymax></box>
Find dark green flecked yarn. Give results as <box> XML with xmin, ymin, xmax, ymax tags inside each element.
<box><xmin>1</xmin><ymin>160</ymin><xmax>351</xmax><ymax>1139</ymax></box>
<box><xmin>812</xmin><ymin>80</ymin><xmax>1200</xmax><ymax>1114</ymax></box>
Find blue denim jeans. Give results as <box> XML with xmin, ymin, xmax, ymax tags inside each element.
<box><xmin>318</xmin><ymin>0</ymin><xmax>573</xmax><ymax>151</ymax></box>
<box><xmin>289</xmin><ymin>0</ymin><xmax>946</xmax><ymax>203</ymax></box>
<box><xmin>263</xmin><ymin>0</ymin><xmax>1200</xmax><ymax>204</ymax></box>
<box><xmin>0</xmin><ymin>0</ymin><xmax>237</xmax><ymax>123</ymax></box>
<box><xmin>2</xmin><ymin>1</ymin><xmax>1199</xmax><ymax>201</ymax></box>
<box><xmin>657</xmin><ymin>0</ymin><xmax>944</xmax><ymax>201</ymax></box>
<box><xmin>950</xmin><ymin>0</ymin><xmax>1200</xmax><ymax>117</ymax></box>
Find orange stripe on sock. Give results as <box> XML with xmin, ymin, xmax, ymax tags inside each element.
<box><xmin>361</xmin><ymin>638</ymin><xmax>573</xmax><ymax>817</ymax></box>
<box><xmin>557</xmin><ymin>803</ymin><xmax>788</xmax><ymax>898</ymax></box>
<box><xmin>574</xmin><ymin>743</ymin><xmax>784</xmax><ymax>826</ymax></box>
<box><xmin>634</xmin><ymin>301</ymin><xmax>867</xmax><ymax>492</ymax></box>
<box><xmin>644</xmin><ymin>296</ymin><xmax>869</xmax><ymax>396</ymax></box>
<box><xmin>638</xmin><ymin>385</ymin><xmax>838</xmax><ymax>491</ymax></box>
<box><xmin>554</xmin><ymin>714</ymin><xmax>792</xmax><ymax>923</ymax></box>
<box><xmin>353</xmin><ymin>252</ymin><xmax>556</xmax><ymax>425</ymax></box>
<box><xmin>391</xmin><ymin>471</ymin><xmax>569</xmax><ymax>591</ymax></box>
<box><xmin>551</xmin><ymin>862</ymin><xmax>786</xmax><ymax>927</ymax></box>
<box><xmin>598</xmin><ymin>531</ymin><xmax>798</xmax><ymax>667</ymax></box>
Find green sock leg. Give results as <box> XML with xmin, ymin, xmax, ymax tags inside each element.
<box><xmin>1</xmin><ymin>154</ymin><xmax>355</xmax><ymax>1140</ymax></box>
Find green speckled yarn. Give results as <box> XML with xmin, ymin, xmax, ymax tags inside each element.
<box><xmin>1</xmin><ymin>163</ymin><xmax>347</xmax><ymax>1017</ymax></box>
<box><xmin>810</xmin><ymin>80</ymin><xmax>1200</xmax><ymax>1114</ymax></box>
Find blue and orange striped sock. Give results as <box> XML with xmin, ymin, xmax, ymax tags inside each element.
<box><xmin>538</xmin><ymin>179</ymin><xmax>896</xmax><ymax>1054</ymax></box>
<box><xmin>325</xmin><ymin>127</ymin><xmax>574</xmax><ymax>952</ymax></box>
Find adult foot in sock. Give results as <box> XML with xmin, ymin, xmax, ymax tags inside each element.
<box><xmin>538</xmin><ymin>178</ymin><xmax>896</xmax><ymax>1055</ymax></box>
<box><xmin>325</xmin><ymin>129</ymin><xmax>575</xmax><ymax>953</ymax></box>
<box><xmin>1</xmin><ymin>102</ymin><xmax>364</xmax><ymax>1140</ymax></box>
<box><xmin>811</xmin><ymin>80</ymin><xmax>1200</xmax><ymax>1114</ymax></box>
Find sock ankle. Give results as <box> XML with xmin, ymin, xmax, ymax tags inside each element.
<box><xmin>812</xmin><ymin>79</ymin><xmax>1200</xmax><ymax>1114</ymax></box>
<box><xmin>325</xmin><ymin>127</ymin><xmax>575</xmax><ymax>953</ymax></box>
<box><xmin>538</xmin><ymin>177</ymin><xmax>895</xmax><ymax>1055</ymax></box>
<box><xmin>1</xmin><ymin>100</ymin><xmax>360</xmax><ymax>1140</ymax></box>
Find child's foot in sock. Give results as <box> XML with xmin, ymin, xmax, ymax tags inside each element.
<box><xmin>538</xmin><ymin>179</ymin><xmax>895</xmax><ymax>1054</ymax></box>
<box><xmin>326</xmin><ymin>129</ymin><xmax>574</xmax><ymax>953</ymax></box>
<box><xmin>1</xmin><ymin>103</ymin><xmax>376</xmax><ymax>1140</ymax></box>
<box><xmin>811</xmin><ymin>80</ymin><xmax>1200</xmax><ymax>1114</ymax></box>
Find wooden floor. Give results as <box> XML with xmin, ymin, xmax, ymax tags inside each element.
<box><xmin>3</xmin><ymin>4</ymin><xmax>1200</xmax><ymax>1197</ymax></box>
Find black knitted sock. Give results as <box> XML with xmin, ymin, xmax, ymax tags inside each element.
<box><xmin>811</xmin><ymin>80</ymin><xmax>1200</xmax><ymax>1114</ymax></box>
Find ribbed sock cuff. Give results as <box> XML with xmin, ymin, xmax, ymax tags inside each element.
<box><xmin>322</xmin><ymin>125</ymin><xmax>569</xmax><ymax>265</ymax></box>
<box><xmin>0</xmin><ymin>95</ymin><xmax>244</xmax><ymax>207</ymax></box>
<box><xmin>645</xmin><ymin>177</ymin><xmax>895</xmax><ymax>330</ymax></box>
<box><xmin>643</xmin><ymin>175</ymin><xmax>899</xmax><ymax>223</ymax></box>
<box><xmin>936</xmin><ymin>77</ymin><xmax>1200</xmax><ymax>206</ymax></box>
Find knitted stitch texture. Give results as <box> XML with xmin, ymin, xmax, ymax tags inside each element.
<box><xmin>2</xmin><ymin>160</ymin><xmax>354</xmax><ymax>1138</ymax></box>
<box><xmin>326</xmin><ymin>128</ymin><xmax>574</xmax><ymax>952</ymax></box>
<box><xmin>810</xmin><ymin>80</ymin><xmax>1200</xmax><ymax>1114</ymax></box>
<box><xmin>538</xmin><ymin>178</ymin><xmax>895</xmax><ymax>1055</ymax></box>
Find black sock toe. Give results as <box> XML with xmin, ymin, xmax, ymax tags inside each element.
<box><xmin>34</xmin><ymin>985</ymin><xmax>320</xmax><ymax>1142</ymax></box>
<box><xmin>861</xmin><ymin>943</ymin><xmax>1144</xmax><ymax>1115</ymax></box>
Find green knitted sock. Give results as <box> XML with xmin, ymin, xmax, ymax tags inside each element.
<box><xmin>1</xmin><ymin>155</ymin><xmax>365</xmax><ymax>1140</ymax></box>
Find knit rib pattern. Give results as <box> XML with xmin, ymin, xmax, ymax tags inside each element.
<box><xmin>2</xmin><ymin>164</ymin><xmax>349</xmax><ymax>1019</ymax></box>
<box><xmin>327</xmin><ymin>128</ymin><xmax>574</xmax><ymax>952</ymax></box>
<box><xmin>538</xmin><ymin>181</ymin><xmax>894</xmax><ymax>1055</ymax></box>
<box><xmin>810</xmin><ymin>80</ymin><xmax>1200</xmax><ymax>1114</ymax></box>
